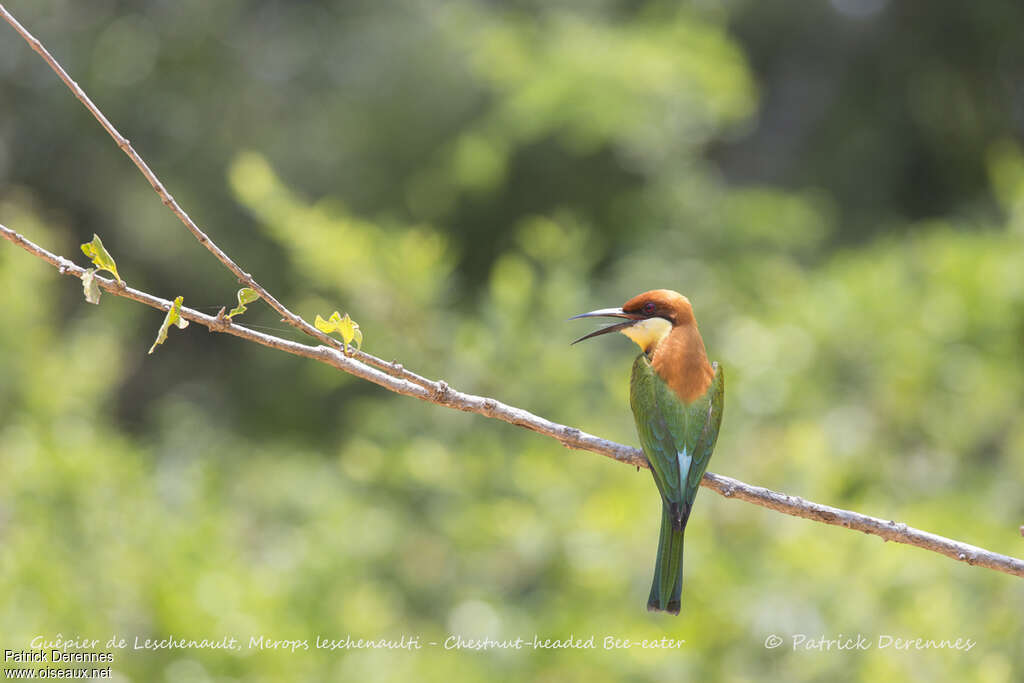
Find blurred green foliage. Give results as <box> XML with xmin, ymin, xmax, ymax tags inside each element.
<box><xmin>1</xmin><ymin>1</ymin><xmax>1023</xmax><ymax>682</ymax></box>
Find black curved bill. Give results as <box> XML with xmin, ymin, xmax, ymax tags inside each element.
<box><xmin>569</xmin><ymin>307</ymin><xmax>637</xmax><ymax>345</ymax></box>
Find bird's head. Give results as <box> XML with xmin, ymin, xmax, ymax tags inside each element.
<box><xmin>570</xmin><ymin>289</ymin><xmax>694</xmax><ymax>353</ymax></box>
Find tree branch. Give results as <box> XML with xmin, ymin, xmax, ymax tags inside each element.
<box><xmin>0</xmin><ymin>3</ymin><xmax>435</xmax><ymax>393</ymax></box>
<box><xmin>3</xmin><ymin>222</ymin><xmax>1024</xmax><ymax>580</ymax></box>
<box><xmin>2</xmin><ymin>6</ymin><xmax>1023</xmax><ymax>582</ymax></box>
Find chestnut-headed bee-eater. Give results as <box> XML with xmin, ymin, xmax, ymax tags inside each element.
<box><xmin>571</xmin><ymin>289</ymin><xmax>724</xmax><ymax>615</ymax></box>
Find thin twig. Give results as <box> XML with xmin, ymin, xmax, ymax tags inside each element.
<box><xmin>0</xmin><ymin>3</ymin><xmax>433</xmax><ymax>390</ymax></box>
<box><xmin>3</xmin><ymin>222</ymin><xmax>1024</xmax><ymax>580</ymax></box>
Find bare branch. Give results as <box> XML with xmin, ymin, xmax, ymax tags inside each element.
<box><xmin>3</xmin><ymin>222</ymin><xmax>1024</xmax><ymax>580</ymax></box>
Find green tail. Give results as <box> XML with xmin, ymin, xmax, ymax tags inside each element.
<box><xmin>647</xmin><ymin>501</ymin><xmax>685</xmax><ymax>615</ymax></box>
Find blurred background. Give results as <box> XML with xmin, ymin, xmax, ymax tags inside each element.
<box><xmin>1</xmin><ymin>1</ymin><xmax>1023</xmax><ymax>681</ymax></box>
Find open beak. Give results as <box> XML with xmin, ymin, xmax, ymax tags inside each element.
<box><xmin>569</xmin><ymin>307</ymin><xmax>639</xmax><ymax>345</ymax></box>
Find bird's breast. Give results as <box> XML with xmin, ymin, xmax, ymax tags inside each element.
<box><xmin>651</xmin><ymin>325</ymin><xmax>715</xmax><ymax>404</ymax></box>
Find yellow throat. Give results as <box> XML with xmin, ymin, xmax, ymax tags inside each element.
<box><xmin>621</xmin><ymin>316</ymin><xmax>671</xmax><ymax>353</ymax></box>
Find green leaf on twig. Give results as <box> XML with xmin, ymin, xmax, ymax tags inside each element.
<box><xmin>315</xmin><ymin>310</ymin><xmax>363</xmax><ymax>353</ymax></box>
<box><xmin>80</xmin><ymin>234</ymin><xmax>123</xmax><ymax>284</ymax></box>
<box><xmin>149</xmin><ymin>296</ymin><xmax>189</xmax><ymax>354</ymax></box>
<box><xmin>227</xmin><ymin>287</ymin><xmax>260</xmax><ymax>318</ymax></box>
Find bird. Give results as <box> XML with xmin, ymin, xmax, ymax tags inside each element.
<box><xmin>571</xmin><ymin>289</ymin><xmax>724</xmax><ymax>615</ymax></box>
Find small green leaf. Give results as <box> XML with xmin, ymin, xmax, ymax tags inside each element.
<box><xmin>227</xmin><ymin>287</ymin><xmax>260</xmax><ymax>318</ymax></box>
<box><xmin>80</xmin><ymin>234</ymin><xmax>123</xmax><ymax>284</ymax></box>
<box><xmin>314</xmin><ymin>312</ymin><xmax>337</xmax><ymax>334</ymax></box>
<box><xmin>336</xmin><ymin>313</ymin><xmax>358</xmax><ymax>348</ymax></box>
<box><xmin>314</xmin><ymin>310</ymin><xmax>363</xmax><ymax>352</ymax></box>
<box><xmin>148</xmin><ymin>296</ymin><xmax>189</xmax><ymax>354</ymax></box>
<box><xmin>82</xmin><ymin>268</ymin><xmax>101</xmax><ymax>304</ymax></box>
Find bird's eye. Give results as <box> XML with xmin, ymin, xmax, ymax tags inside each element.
<box><xmin>642</xmin><ymin>302</ymin><xmax>656</xmax><ymax>314</ymax></box>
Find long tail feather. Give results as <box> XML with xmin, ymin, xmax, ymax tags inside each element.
<box><xmin>647</xmin><ymin>501</ymin><xmax>684</xmax><ymax>615</ymax></box>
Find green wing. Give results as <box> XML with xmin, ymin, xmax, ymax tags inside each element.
<box><xmin>630</xmin><ymin>356</ymin><xmax>685</xmax><ymax>505</ymax></box>
<box><xmin>681</xmin><ymin>362</ymin><xmax>724</xmax><ymax>514</ymax></box>
<box><xmin>630</xmin><ymin>355</ymin><xmax>724</xmax><ymax>524</ymax></box>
